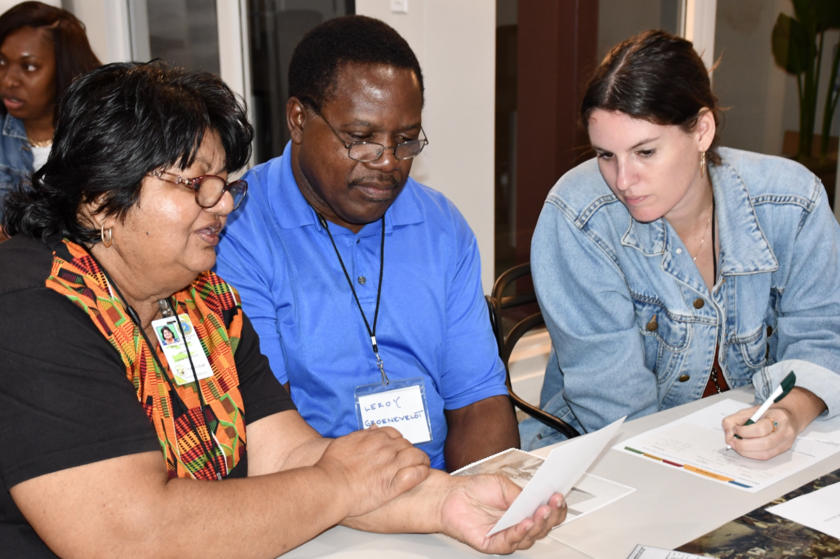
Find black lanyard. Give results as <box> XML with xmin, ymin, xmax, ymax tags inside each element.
<box><xmin>317</xmin><ymin>213</ymin><xmax>389</xmax><ymax>386</ymax></box>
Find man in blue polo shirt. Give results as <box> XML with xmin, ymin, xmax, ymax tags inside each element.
<box><xmin>215</xmin><ymin>15</ymin><xmax>518</xmax><ymax>471</ymax></box>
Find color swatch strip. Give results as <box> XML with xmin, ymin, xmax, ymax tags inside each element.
<box><xmin>624</xmin><ymin>446</ymin><xmax>752</xmax><ymax>489</ymax></box>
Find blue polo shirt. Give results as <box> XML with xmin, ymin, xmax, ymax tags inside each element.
<box><xmin>214</xmin><ymin>143</ymin><xmax>507</xmax><ymax>469</ymax></box>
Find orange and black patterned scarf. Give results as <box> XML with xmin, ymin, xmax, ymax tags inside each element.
<box><xmin>45</xmin><ymin>239</ymin><xmax>247</xmax><ymax>480</ymax></box>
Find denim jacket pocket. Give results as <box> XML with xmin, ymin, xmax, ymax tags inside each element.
<box><xmin>634</xmin><ymin>297</ymin><xmax>691</xmax><ymax>385</ymax></box>
<box><xmin>727</xmin><ymin>326</ymin><xmax>767</xmax><ymax>382</ymax></box>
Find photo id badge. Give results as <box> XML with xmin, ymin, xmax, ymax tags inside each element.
<box><xmin>151</xmin><ymin>314</ymin><xmax>214</xmax><ymax>385</ymax></box>
<box><xmin>355</xmin><ymin>377</ymin><xmax>433</xmax><ymax>445</ymax></box>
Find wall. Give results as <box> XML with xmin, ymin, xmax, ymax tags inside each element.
<box><xmin>713</xmin><ymin>0</ymin><xmax>840</xmax><ymax>220</ymax></box>
<box><xmin>713</xmin><ymin>0</ymin><xmax>795</xmax><ymax>156</ymax></box>
<box><xmin>63</xmin><ymin>0</ymin><xmax>130</xmax><ymax>63</ymax></box>
<box><xmin>355</xmin><ymin>0</ymin><xmax>497</xmax><ymax>293</ymax></box>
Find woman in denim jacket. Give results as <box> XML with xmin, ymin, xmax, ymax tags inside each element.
<box><xmin>0</xmin><ymin>2</ymin><xmax>100</xmax><ymax>240</ymax></box>
<box><xmin>522</xmin><ymin>30</ymin><xmax>840</xmax><ymax>460</ymax></box>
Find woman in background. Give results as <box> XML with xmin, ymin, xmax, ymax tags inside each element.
<box><xmin>521</xmin><ymin>30</ymin><xmax>840</xmax><ymax>460</ymax></box>
<box><xmin>0</xmin><ymin>1</ymin><xmax>100</xmax><ymax>240</ymax></box>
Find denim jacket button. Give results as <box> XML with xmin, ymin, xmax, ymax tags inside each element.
<box><xmin>679</xmin><ymin>374</ymin><xmax>690</xmax><ymax>382</ymax></box>
<box><xmin>646</xmin><ymin>315</ymin><xmax>658</xmax><ymax>331</ymax></box>
<box><xmin>693</xmin><ymin>298</ymin><xmax>705</xmax><ymax>309</ymax></box>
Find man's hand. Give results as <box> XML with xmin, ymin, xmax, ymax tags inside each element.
<box><xmin>315</xmin><ymin>425</ymin><xmax>431</xmax><ymax>517</ymax></box>
<box><xmin>723</xmin><ymin>387</ymin><xmax>826</xmax><ymax>460</ymax></box>
<box><xmin>441</xmin><ymin>474</ymin><xmax>566</xmax><ymax>554</ymax></box>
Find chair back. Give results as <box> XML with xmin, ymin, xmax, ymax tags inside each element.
<box><xmin>488</xmin><ymin>262</ymin><xmax>580</xmax><ymax>439</ymax></box>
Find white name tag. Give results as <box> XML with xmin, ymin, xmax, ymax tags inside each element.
<box><xmin>152</xmin><ymin>314</ymin><xmax>214</xmax><ymax>385</ymax></box>
<box><xmin>355</xmin><ymin>377</ymin><xmax>432</xmax><ymax>445</ymax></box>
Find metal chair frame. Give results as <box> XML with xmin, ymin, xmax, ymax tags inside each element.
<box><xmin>487</xmin><ymin>262</ymin><xmax>580</xmax><ymax>440</ymax></box>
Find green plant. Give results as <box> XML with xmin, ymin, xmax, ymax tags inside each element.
<box><xmin>772</xmin><ymin>0</ymin><xmax>840</xmax><ymax>163</ymax></box>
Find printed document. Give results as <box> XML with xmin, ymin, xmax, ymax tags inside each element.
<box><xmin>766</xmin><ymin>480</ymin><xmax>840</xmax><ymax>539</ymax></box>
<box><xmin>615</xmin><ymin>399</ymin><xmax>840</xmax><ymax>492</ymax></box>
<box><xmin>625</xmin><ymin>544</ymin><xmax>705</xmax><ymax>559</ymax></box>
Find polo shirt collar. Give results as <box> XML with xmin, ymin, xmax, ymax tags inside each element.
<box><xmin>271</xmin><ymin>141</ymin><xmax>425</xmax><ymax>234</ymax></box>
<box><xmin>620</xmin><ymin>154</ymin><xmax>778</xmax><ymax>275</ymax></box>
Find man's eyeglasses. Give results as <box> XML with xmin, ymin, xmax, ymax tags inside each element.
<box><xmin>147</xmin><ymin>169</ymin><xmax>248</xmax><ymax>210</ymax></box>
<box><xmin>315</xmin><ymin>111</ymin><xmax>429</xmax><ymax>163</ymax></box>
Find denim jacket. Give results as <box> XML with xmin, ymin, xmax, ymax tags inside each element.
<box><xmin>521</xmin><ymin>148</ymin><xmax>840</xmax><ymax>450</ymax></box>
<box><xmin>0</xmin><ymin>114</ymin><xmax>33</xmax><ymax>222</ymax></box>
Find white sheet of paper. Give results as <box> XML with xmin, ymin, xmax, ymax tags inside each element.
<box><xmin>357</xmin><ymin>385</ymin><xmax>431</xmax><ymax>444</ymax></box>
<box><xmin>616</xmin><ymin>399</ymin><xmax>840</xmax><ymax>492</ymax></box>
<box><xmin>553</xmin><ymin>473</ymin><xmax>635</xmax><ymax>527</ymax></box>
<box><xmin>766</xmin><ymin>481</ymin><xmax>840</xmax><ymax>540</ymax></box>
<box><xmin>452</xmin><ymin>451</ymin><xmax>635</xmax><ymax>531</ymax></box>
<box><xmin>487</xmin><ymin>416</ymin><xmax>624</xmax><ymax>536</ymax></box>
<box><xmin>680</xmin><ymin>395</ymin><xmax>840</xmax><ymax>445</ymax></box>
<box><xmin>799</xmin><ymin>413</ymin><xmax>840</xmax><ymax>444</ymax></box>
<box><xmin>625</xmin><ymin>544</ymin><xmax>706</xmax><ymax>559</ymax></box>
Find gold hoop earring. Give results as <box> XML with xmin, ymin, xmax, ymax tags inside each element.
<box><xmin>100</xmin><ymin>222</ymin><xmax>113</xmax><ymax>248</ymax></box>
<box><xmin>700</xmin><ymin>151</ymin><xmax>707</xmax><ymax>179</ymax></box>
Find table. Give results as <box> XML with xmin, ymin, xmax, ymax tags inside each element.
<box><xmin>283</xmin><ymin>388</ymin><xmax>840</xmax><ymax>558</ymax></box>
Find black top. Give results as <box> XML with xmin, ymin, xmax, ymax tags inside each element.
<box><xmin>0</xmin><ymin>235</ymin><xmax>296</xmax><ymax>558</ymax></box>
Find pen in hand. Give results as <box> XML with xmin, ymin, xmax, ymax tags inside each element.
<box><xmin>726</xmin><ymin>371</ymin><xmax>796</xmax><ymax>450</ymax></box>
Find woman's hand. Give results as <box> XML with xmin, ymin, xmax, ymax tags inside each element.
<box><xmin>315</xmin><ymin>425</ymin><xmax>431</xmax><ymax>517</ymax></box>
<box><xmin>723</xmin><ymin>387</ymin><xmax>827</xmax><ymax>460</ymax></box>
<box><xmin>440</xmin><ymin>474</ymin><xmax>566</xmax><ymax>554</ymax></box>
<box><xmin>722</xmin><ymin>406</ymin><xmax>797</xmax><ymax>459</ymax></box>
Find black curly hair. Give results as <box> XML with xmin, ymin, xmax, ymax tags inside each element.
<box><xmin>288</xmin><ymin>15</ymin><xmax>424</xmax><ymax>111</ymax></box>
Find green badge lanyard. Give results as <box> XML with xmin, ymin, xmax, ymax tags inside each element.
<box><xmin>317</xmin><ymin>213</ymin><xmax>389</xmax><ymax>386</ymax></box>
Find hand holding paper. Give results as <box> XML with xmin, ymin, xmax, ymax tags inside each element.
<box><xmin>439</xmin><ymin>475</ymin><xmax>567</xmax><ymax>554</ymax></box>
<box><xmin>477</xmin><ymin>417</ymin><xmax>625</xmax><ymax>536</ymax></box>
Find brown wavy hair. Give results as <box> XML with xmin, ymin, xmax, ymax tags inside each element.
<box><xmin>581</xmin><ymin>30</ymin><xmax>722</xmax><ymax>165</ymax></box>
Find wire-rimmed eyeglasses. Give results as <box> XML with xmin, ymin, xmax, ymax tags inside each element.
<box><xmin>147</xmin><ymin>169</ymin><xmax>248</xmax><ymax>210</ymax></box>
<box><xmin>315</xmin><ymin>110</ymin><xmax>429</xmax><ymax>163</ymax></box>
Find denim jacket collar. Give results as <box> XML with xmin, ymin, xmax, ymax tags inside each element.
<box><xmin>620</xmin><ymin>155</ymin><xmax>779</xmax><ymax>276</ymax></box>
<box><xmin>2</xmin><ymin>113</ymin><xmax>28</xmax><ymax>141</ymax></box>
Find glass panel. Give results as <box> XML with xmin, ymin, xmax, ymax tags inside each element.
<box><xmin>247</xmin><ymin>0</ymin><xmax>355</xmax><ymax>165</ymax></box>
<box><xmin>598</xmin><ymin>0</ymin><xmax>682</xmax><ymax>61</ymax></box>
<box><xmin>493</xmin><ymin>0</ymin><xmax>683</xmax><ymax>281</ymax></box>
<box><xmin>134</xmin><ymin>0</ymin><xmax>221</xmax><ymax>75</ymax></box>
<box><xmin>713</xmin><ymin>0</ymin><xmax>838</xmax><ymax>208</ymax></box>
<box><xmin>495</xmin><ymin>0</ymin><xmax>517</xmax><ymax>278</ymax></box>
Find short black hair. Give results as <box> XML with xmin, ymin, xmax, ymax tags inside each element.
<box><xmin>0</xmin><ymin>1</ymin><xmax>101</xmax><ymax>121</ymax></box>
<box><xmin>288</xmin><ymin>15</ymin><xmax>424</xmax><ymax>111</ymax></box>
<box><xmin>581</xmin><ymin>30</ymin><xmax>723</xmax><ymax>164</ymax></box>
<box><xmin>2</xmin><ymin>61</ymin><xmax>254</xmax><ymax>244</ymax></box>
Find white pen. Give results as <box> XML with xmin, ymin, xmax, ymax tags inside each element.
<box><xmin>727</xmin><ymin>371</ymin><xmax>796</xmax><ymax>450</ymax></box>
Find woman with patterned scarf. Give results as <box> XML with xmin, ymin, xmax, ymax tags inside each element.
<box><xmin>0</xmin><ymin>61</ymin><xmax>565</xmax><ymax>559</ymax></box>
